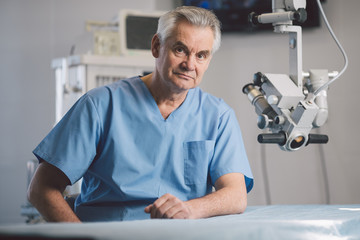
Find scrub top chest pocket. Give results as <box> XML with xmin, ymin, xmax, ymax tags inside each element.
<box><xmin>183</xmin><ymin>140</ymin><xmax>215</xmax><ymax>185</ymax></box>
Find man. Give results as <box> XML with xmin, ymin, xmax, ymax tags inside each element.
<box><xmin>28</xmin><ymin>6</ymin><xmax>253</xmax><ymax>222</ymax></box>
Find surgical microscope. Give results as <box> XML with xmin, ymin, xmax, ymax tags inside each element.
<box><xmin>242</xmin><ymin>0</ymin><xmax>348</xmax><ymax>151</ymax></box>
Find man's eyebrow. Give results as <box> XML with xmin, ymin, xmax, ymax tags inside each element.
<box><xmin>173</xmin><ymin>41</ymin><xmax>211</xmax><ymax>55</ymax></box>
<box><xmin>198</xmin><ymin>50</ymin><xmax>211</xmax><ymax>56</ymax></box>
<box><xmin>173</xmin><ymin>41</ymin><xmax>189</xmax><ymax>50</ymax></box>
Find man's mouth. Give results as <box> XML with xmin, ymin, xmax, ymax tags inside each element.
<box><xmin>174</xmin><ymin>72</ymin><xmax>195</xmax><ymax>80</ymax></box>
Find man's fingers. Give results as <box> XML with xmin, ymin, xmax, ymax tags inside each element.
<box><xmin>150</xmin><ymin>194</ymin><xmax>171</xmax><ymax>218</ymax></box>
<box><xmin>161</xmin><ymin>201</ymin><xmax>185</xmax><ymax>219</ymax></box>
<box><xmin>152</xmin><ymin>198</ymin><xmax>175</xmax><ymax>218</ymax></box>
<box><xmin>145</xmin><ymin>194</ymin><xmax>192</xmax><ymax>219</ymax></box>
<box><xmin>144</xmin><ymin>204</ymin><xmax>153</xmax><ymax>213</ymax></box>
<box><xmin>147</xmin><ymin>194</ymin><xmax>177</xmax><ymax>218</ymax></box>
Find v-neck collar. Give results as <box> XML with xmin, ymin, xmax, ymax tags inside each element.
<box><xmin>135</xmin><ymin>77</ymin><xmax>194</xmax><ymax>122</ymax></box>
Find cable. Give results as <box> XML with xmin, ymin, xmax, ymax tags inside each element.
<box><xmin>314</xmin><ymin>0</ymin><xmax>344</xmax><ymax>205</ymax></box>
<box><xmin>313</xmin><ymin>0</ymin><xmax>348</xmax><ymax>96</ymax></box>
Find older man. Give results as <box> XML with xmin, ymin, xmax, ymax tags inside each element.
<box><xmin>28</xmin><ymin>6</ymin><xmax>253</xmax><ymax>222</ymax></box>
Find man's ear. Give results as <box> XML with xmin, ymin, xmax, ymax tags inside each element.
<box><xmin>151</xmin><ymin>34</ymin><xmax>161</xmax><ymax>58</ymax></box>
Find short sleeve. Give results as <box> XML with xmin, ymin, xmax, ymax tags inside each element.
<box><xmin>209</xmin><ymin>109</ymin><xmax>254</xmax><ymax>193</ymax></box>
<box><xmin>33</xmin><ymin>94</ymin><xmax>101</xmax><ymax>184</ymax></box>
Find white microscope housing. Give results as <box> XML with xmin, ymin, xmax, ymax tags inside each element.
<box><xmin>243</xmin><ymin>0</ymin><xmax>337</xmax><ymax>151</ymax></box>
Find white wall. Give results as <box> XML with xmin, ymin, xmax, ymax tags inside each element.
<box><xmin>0</xmin><ymin>0</ymin><xmax>359</xmax><ymax>224</ymax></box>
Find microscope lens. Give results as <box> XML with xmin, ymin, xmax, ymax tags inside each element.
<box><xmin>290</xmin><ymin>136</ymin><xmax>305</xmax><ymax>149</ymax></box>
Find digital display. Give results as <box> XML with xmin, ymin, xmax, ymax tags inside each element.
<box><xmin>182</xmin><ymin>0</ymin><xmax>324</xmax><ymax>32</ymax></box>
<box><xmin>126</xmin><ymin>16</ymin><xmax>159</xmax><ymax>50</ymax></box>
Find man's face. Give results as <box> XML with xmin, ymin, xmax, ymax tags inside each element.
<box><xmin>152</xmin><ymin>21</ymin><xmax>214</xmax><ymax>92</ymax></box>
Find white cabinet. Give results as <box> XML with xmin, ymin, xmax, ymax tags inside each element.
<box><xmin>52</xmin><ymin>54</ymin><xmax>155</xmax><ymax>123</ymax></box>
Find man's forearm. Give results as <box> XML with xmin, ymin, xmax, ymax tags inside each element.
<box><xmin>186</xmin><ymin>184</ymin><xmax>247</xmax><ymax>219</ymax></box>
<box><xmin>29</xmin><ymin>188</ymin><xmax>81</xmax><ymax>222</ymax></box>
<box><xmin>27</xmin><ymin>161</ymin><xmax>81</xmax><ymax>222</ymax></box>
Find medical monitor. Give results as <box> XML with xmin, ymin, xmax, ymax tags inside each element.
<box><xmin>119</xmin><ymin>10</ymin><xmax>164</xmax><ymax>57</ymax></box>
<box><xmin>182</xmin><ymin>0</ymin><xmax>326</xmax><ymax>32</ymax></box>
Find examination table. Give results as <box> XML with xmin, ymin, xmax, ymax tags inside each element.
<box><xmin>1</xmin><ymin>205</ymin><xmax>359</xmax><ymax>240</ymax></box>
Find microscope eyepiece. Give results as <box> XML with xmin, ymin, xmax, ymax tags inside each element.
<box><xmin>290</xmin><ymin>135</ymin><xmax>306</xmax><ymax>150</ymax></box>
<box><xmin>294</xmin><ymin>8</ymin><xmax>307</xmax><ymax>23</ymax></box>
<box><xmin>248</xmin><ymin>12</ymin><xmax>260</xmax><ymax>25</ymax></box>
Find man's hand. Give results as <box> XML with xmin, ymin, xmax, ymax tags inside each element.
<box><xmin>145</xmin><ymin>173</ymin><xmax>247</xmax><ymax>220</ymax></box>
<box><xmin>144</xmin><ymin>193</ymin><xmax>194</xmax><ymax>219</ymax></box>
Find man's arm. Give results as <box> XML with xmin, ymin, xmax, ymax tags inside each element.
<box><xmin>27</xmin><ymin>161</ymin><xmax>81</xmax><ymax>222</ymax></box>
<box><xmin>144</xmin><ymin>172</ymin><xmax>247</xmax><ymax>219</ymax></box>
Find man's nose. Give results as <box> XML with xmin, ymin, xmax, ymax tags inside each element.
<box><xmin>181</xmin><ymin>55</ymin><xmax>195</xmax><ymax>71</ymax></box>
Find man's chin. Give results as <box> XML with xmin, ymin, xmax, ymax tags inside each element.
<box><xmin>174</xmin><ymin>81</ymin><xmax>196</xmax><ymax>91</ymax></box>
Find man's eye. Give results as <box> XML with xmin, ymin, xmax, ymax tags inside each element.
<box><xmin>197</xmin><ymin>53</ymin><xmax>207</xmax><ymax>60</ymax></box>
<box><xmin>175</xmin><ymin>47</ymin><xmax>184</xmax><ymax>53</ymax></box>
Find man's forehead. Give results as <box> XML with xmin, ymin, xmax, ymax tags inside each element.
<box><xmin>167</xmin><ymin>23</ymin><xmax>214</xmax><ymax>52</ymax></box>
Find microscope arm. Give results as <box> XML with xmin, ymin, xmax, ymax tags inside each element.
<box><xmin>242</xmin><ymin>0</ymin><xmax>346</xmax><ymax>151</ymax></box>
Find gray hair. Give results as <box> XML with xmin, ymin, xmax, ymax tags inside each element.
<box><xmin>157</xmin><ymin>6</ymin><xmax>221</xmax><ymax>53</ymax></box>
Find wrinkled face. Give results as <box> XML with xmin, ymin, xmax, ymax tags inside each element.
<box><xmin>152</xmin><ymin>20</ymin><xmax>214</xmax><ymax>93</ymax></box>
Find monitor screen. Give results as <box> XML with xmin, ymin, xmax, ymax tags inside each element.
<box><xmin>119</xmin><ymin>10</ymin><xmax>164</xmax><ymax>56</ymax></box>
<box><xmin>125</xmin><ymin>16</ymin><xmax>159</xmax><ymax>50</ymax></box>
<box><xmin>182</xmin><ymin>0</ymin><xmax>325</xmax><ymax>32</ymax></box>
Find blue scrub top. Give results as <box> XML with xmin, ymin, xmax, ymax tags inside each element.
<box><xmin>33</xmin><ymin>76</ymin><xmax>253</xmax><ymax>221</ymax></box>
